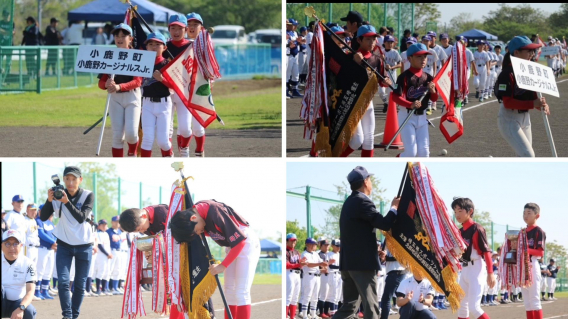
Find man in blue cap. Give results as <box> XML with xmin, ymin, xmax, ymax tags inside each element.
<box><xmin>286</xmin><ymin>18</ymin><xmax>304</xmax><ymax>98</ymax></box>
<box><xmin>334</xmin><ymin>166</ymin><xmax>400</xmax><ymax>319</ymax></box>
<box><xmin>5</xmin><ymin>195</ymin><xmax>26</xmax><ymax>248</ymax></box>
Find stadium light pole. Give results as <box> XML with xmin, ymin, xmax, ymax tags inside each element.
<box><xmin>305</xmin><ymin>3</ymin><xmax>309</xmax><ymax>27</ymax></box>
<box><xmin>383</xmin><ymin>3</ymin><xmax>387</xmax><ymax>27</ymax></box>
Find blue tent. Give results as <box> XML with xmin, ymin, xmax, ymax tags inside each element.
<box><xmin>458</xmin><ymin>29</ymin><xmax>498</xmax><ymax>41</ymax></box>
<box><xmin>260</xmin><ymin>239</ymin><xmax>281</xmax><ymax>252</ymax></box>
<box><xmin>68</xmin><ymin>0</ymin><xmax>181</xmax><ymax>24</ymax></box>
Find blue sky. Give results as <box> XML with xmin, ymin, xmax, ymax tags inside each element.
<box><xmin>287</xmin><ymin>161</ymin><xmax>568</xmax><ymax>249</ymax></box>
<box><xmin>438</xmin><ymin>3</ymin><xmax>563</xmax><ymax>25</ymax></box>
<box><xmin>1</xmin><ymin>159</ymin><xmax>285</xmax><ymax>240</ymax></box>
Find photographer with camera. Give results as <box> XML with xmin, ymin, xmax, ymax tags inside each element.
<box><xmin>40</xmin><ymin>166</ymin><xmax>94</xmax><ymax>319</ymax></box>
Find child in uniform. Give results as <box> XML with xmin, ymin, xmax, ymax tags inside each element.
<box><xmin>521</xmin><ymin>203</ymin><xmax>546</xmax><ymax>319</ymax></box>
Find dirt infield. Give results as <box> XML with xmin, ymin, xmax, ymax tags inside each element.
<box><xmin>0</xmin><ymin>127</ymin><xmax>281</xmax><ymax>157</ymax></box>
<box><xmin>32</xmin><ymin>284</ymin><xmax>281</xmax><ymax>319</ymax></box>
<box><xmin>422</xmin><ymin>299</ymin><xmax>568</xmax><ymax>319</ymax></box>
<box><xmin>286</xmin><ymin>75</ymin><xmax>568</xmax><ymax>157</ymax></box>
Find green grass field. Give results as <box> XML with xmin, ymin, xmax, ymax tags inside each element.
<box><xmin>0</xmin><ymin>86</ymin><xmax>281</xmax><ymax>130</ymax></box>
<box><xmin>553</xmin><ymin>291</ymin><xmax>568</xmax><ymax>298</ymax></box>
<box><xmin>218</xmin><ymin>274</ymin><xmax>281</xmax><ymax>285</ymax></box>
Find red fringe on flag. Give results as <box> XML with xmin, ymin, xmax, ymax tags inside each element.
<box><xmin>194</xmin><ymin>29</ymin><xmax>221</xmax><ymax>81</ymax></box>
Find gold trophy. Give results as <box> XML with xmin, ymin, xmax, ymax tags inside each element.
<box><xmin>136</xmin><ymin>235</ymin><xmax>155</xmax><ymax>284</ymax></box>
<box><xmin>505</xmin><ymin>230</ymin><xmax>520</xmax><ymax>264</ymax></box>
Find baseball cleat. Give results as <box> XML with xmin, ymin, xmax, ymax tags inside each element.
<box><xmin>475</xmin><ymin>91</ymin><xmax>479</xmax><ymax>98</ymax></box>
<box><xmin>179</xmin><ymin>147</ymin><xmax>190</xmax><ymax>157</ymax></box>
<box><xmin>426</xmin><ymin>109</ymin><xmax>433</xmax><ymax>115</ymax></box>
<box><xmin>292</xmin><ymin>89</ymin><xmax>304</xmax><ymax>98</ymax></box>
<box><xmin>195</xmin><ymin>151</ymin><xmax>204</xmax><ymax>157</ymax></box>
<box><xmin>479</xmin><ymin>97</ymin><xmax>484</xmax><ymax>102</ymax></box>
<box><xmin>286</xmin><ymin>90</ymin><xmax>293</xmax><ymax>98</ymax></box>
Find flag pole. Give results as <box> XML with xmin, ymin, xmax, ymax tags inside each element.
<box><xmin>397</xmin><ymin>163</ymin><xmax>409</xmax><ymax>198</ymax></box>
<box><xmin>304</xmin><ymin>7</ymin><xmax>396</xmax><ymax>91</ymax></box>
<box><xmin>384</xmin><ymin>89</ymin><xmax>429</xmax><ymax>150</ymax></box>
<box><xmin>84</xmin><ymin>113</ymin><xmax>108</xmax><ymax>135</ymax></box>
<box><xmin>96</xmin><ymin>74</ymin><xmax>114</xmax><ymax>156</ymax></box>
<box><xmin>534</xmin><ymin>34</ymin><xmax>558</xmax><ymax>157</ymax></box>
<box><xmin>172</xmin><ymin>162</ymin><xmax>233</xmax><ymax>319</ymax></box>
<box><xmin>123</xmin><ymin>0</ymin><xmax>224</xmax><ymax>125</ymax></box>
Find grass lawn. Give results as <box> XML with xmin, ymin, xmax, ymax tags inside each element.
<box><xmin>553</xmin><ymin>291</ymin><xmax>568</xmax><ymax>298</ymax></box>
<box><xmin>0</xmin><ymin>86</ymin><xmax>281</xmax><ymax>130</ymax></box>
<box><xmin>218</xmin><ymin>274</ymin><xmax>281</xmax><ymax>285</ymax></box>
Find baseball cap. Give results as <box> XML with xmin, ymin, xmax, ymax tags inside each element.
<box><xmin>508</xmin><ymin>36</ymin><xmax>542</xmax><ymax>53</ymax></box>
<box><xmin>330</xmin><ymin>25</ymin><xmax>345</xmax><ymax>35</ymax></box>
<box><xmin>340</xmin><ymin>11</ymin><xmax>363</xmax><ymax>24</ymax></box>
<box><xmin>440</xmin><ymin>33</ymin><xmax>449</xmax><ymax>40</ymax></box>
<box><xmin>27</xmin><ymin>203</ymin><xmax>38</xmax><ymax>209</ymax></box>
<box><xmin>286</xmin><ymin>233</ymin><xmax>297</xmax><ymax>241</ymax></box>
<box><xmin>384</xmin><ymin>35</ymin><xmax>395</xmax><ymax>42</ymax></box>
<box><xmin>63</xmin><ymin>166</ymin><xmax>82</xmax><ymax>178</ymax></box>
<box><xmin>319</xmin><ymin>238</ymin><xmax>330</xmax><ymax>245</ymax></box>
<box><xmin>112</xmin><ymin>23</ymin><xmax>132</xmax><ymax>35</ymax></box>
<box><xmin>111</xmin><ymin>216</ymin><xmax>120</xmax><ymax>222</ymax></box>
<box><xmin>477</xmin><ymin>40</ymin><xmax>485</xmax><ymax>45</ymax></box>
<box><xmin>299</xmin><ymin>26</ymin><xmax>307</xmax><ymax>33</ymax></box>
<box><xmin>305</xmin><ymin>237</ymin><xmax>317</xmax><ymax>245</ymax></box>
<box><xmin>406</xmin><ymin>37</ymin><xmax>417</xmax><ymax>44</ymax></box>
<box><xmin>421</xmin><ymin>35</ymin><xmax>431</xmax><ymax>42</ymax></box>
<box><xmin>12</xmin><ymin>195</ymin><xmax>24</xmax><ymax>202</ymax></box>
<box><xmin>186</xmin><ymin>12</ymin><xmax>203</xmax><ymax>24</ymax></box>
<box><xmin>332</xmin><ymin>239</ymin><xmax>341</xmax><ymax>247</ymax></box>
<box><xmin>50</xmin><ymin>17</ymin><xmax>59</xmax><ymax>23</ymax></box>
<box><xmin>98</xmin><ymin>219</ymin><xmax>108</xmax><ymax>225</ymax></box>
<box><xmin>455</xmin><ymin>35</ymin><xmax>464</xmax><ymax>42</ymax></box>
<box><xmin>550</xmin><ymin>258</ymin><xmax>555</xmax><ymax>262</ymax></box>
<box><xmin>427</xmin><ymin>31</ymin><xmax>437</xmax><ymax>37</ymax></box>
<box><xmin>407</xmin><ymin>43</ymin><xmax>432</xmax><ymax>56</ymax></box>
<box><xmin>356</xmin><ymin>25</ymin><xmax>379</xmax><ymax>38</ymax></box>
<box><xmin>2</xmin><ymin>229</ymin><xmax>23</xmax><ymax>243</ymax></box>
<box><xmin>168</xmin><ymin>14</ymin><xmax>187</xmax><ymax>27</ymax></box>
<box><xmin>145</xmin><ymin>32</ymin><xmax>166</xmax><ymax>45</ymax></box>
<box><xmin>347</xmin><ymin>166</ymin><xmax>374</xmax><ymax>184</ymax></box>
<box><xmin>286</xmin><ymin>18</ymin><xmax>299</xmax><ymax>26</ymax></box>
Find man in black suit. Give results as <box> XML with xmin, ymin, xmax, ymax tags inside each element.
<box><xmin>333</xmin><ymin>166</ymin><xmax>400</xmax><ymax>319</ymax></box>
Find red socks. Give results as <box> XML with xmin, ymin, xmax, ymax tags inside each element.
<box><xmin>236</xmin><ymin>305</ymin><xmax>251</xmax><ymax>319</ymax></box>
<box><xmin>340</xmin><ymin>146</ymin><xmax>355</xmax><ymax>157</ymax></box>
<box><xmin>195</xmin><ymin>135</ymin><xmax>205</xmax><ymax>152</ymax></box>
<box><xmin>141</xmin><ymin>149</ymin><xmax>152</xmax><ymax>157</ymax></box>
<box><xmin>177</xmin><ymin>134</ymin><xmax>192</xmax><ymax>148</ymax></box>
<box><xmin>361</xmin><ymin>149</ymin><xmax>374</xmax><ymax>157</ymax></box>
<box><xmin>161</xmin><ymin>148</ymin><xmax>173</xmax><ymax>157</ymax></box>
<box><xmin>111</xmin><ymin>148</ymin><xmax>123</xmax><ymax>157</ymax></box>
<box><xmin>127</xmin><ymin>142</ymin><xmax>138</xmax><ymax>156</ymax></box>
<box><xmin>527</xmin><ymin>310</ymin><xmax>543</xmax><ymax>319</ymax></box>
<box><xmin>458</xmin><ymin>318</ymin><xmax>469</xmax><ymax>319</ymax></box>
<box><xmin>289</xmin><ymin>304</ymin><xmax>297</xmax><ymax>319</ymax></box>
<box><xmin>225</xmin><ymin>305</ymin><xmax>238</xmax><ymax>319</ymax></box>
<box><xmin>477</xmin><ymin>313</ymin><xmax>490</xmax><ymax>319</ymax></box>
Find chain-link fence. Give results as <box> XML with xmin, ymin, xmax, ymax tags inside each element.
<box><xmin>0</xmin><ymin>43</ymin><xmax>276</xmax><ymax>93</ymax></box>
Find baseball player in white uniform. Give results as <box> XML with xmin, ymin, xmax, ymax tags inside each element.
<box><xmin>317</xmin><ymin>238</ymin><xmax>332</xmax><ymax>317</ymax></box>
<box><xmin>546</xmin><ymin>259</ymin><xmax>559</xmax><ymax>300</ymax></box>
<box><xmin>439</xmin><ymin>33</ymin><xmax>453</xmax><ymax>111</ymax></box>
<box><xmin>326</xmin><ymin>239</ymin><xmax>341</xmax><ymax>317</ymax></box>
<box><xmin>286</xmin><ymin>233</ymin><xmax>306</xmax><ymax>319</ymax></box>
<box><xmin>93</xmin><ymin>219</ymin><xmax>112</xmax><ymax>296</ymax></box>
<box><xmin>486</xmin><ymin>45</ymin><xmax>498</xmax><ymax>99</ymax></box>
<box><xmin>400</xmin><ymin>37</ymin><xmax>418</xmax><ymax>72</ymax></box>
<box><xmin>286</xmin><ymin>18</ymin><xmax>303</xmax><ymax>98</ymax></box>
<box><xmin>427</xmin><ymin>31</ymin><xmax>447</xmax><ymax>112</ymax></box>
<box><xmin>106</xmin><ymin>216</ymin><xmax>124</xmax><ymax>295</ymax></box>
<box><xmin>22</xmin><ymin>204</ymin><xmax>41</xmax><ymax>301</ymax></box>
<box><xmin>298</xmin><ymin>27</ymin><xmax>308</xmax><ymax>86</ymax></box>
<box><xmin>379</xmin><ymin>35</ymin><xmax>402</xmax><ymax>113</ymax></box>
<box><xmin>396</xmin><ymin>272</ymin><xmax>436</xmax><ymax>319</ymax></box>
<box><xmin>462</xmin><ymin>37</ymin><xmax>477</xmax><ymax>105</ymax></box>
<box><xmin>540</xmin><ymin>261</ymin><xmax>548</xmax><ymax>301</ymax></box>
<box><xmin>473</xmin><ymin>41</ymin><xmax>491</xmax><ymax>102</ymax></box>
<box><xmin>300</xmin><ymin>238</ymin><xmax>327</xmax><ymax>319</ymax></box>
<box><xmin>5</xmin><ymin>195</ymin><xmax>27</xmax><ymax>258</ymax></box>
<box><xmin>85</xmin><ymin>221</ymin><xmax>99</xmax><ymax>297</ymax></box>
<box><xmin>420</xmin><ymin>36</ymin><xmax>438</xmax><ymax>114</ymax></box>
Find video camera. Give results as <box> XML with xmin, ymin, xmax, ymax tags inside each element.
<box><xmin>51</xmin><ymin>174</ymin><xmax>65</xmax><ymax>200</ymax></box>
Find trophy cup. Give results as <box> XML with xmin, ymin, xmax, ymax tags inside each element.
<box><xmin>136</xmin><ymin>235</ymin><xmax>155</xmax><ymax>284</ymax></box>
<box><xmin>505</xmin><ymin>230</ymin><xmax>520</xmax><ymax>264</ymax></box>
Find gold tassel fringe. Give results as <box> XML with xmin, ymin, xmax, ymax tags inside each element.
<box><xmin>315</xmin><ymin>121</ymin><xmax>332</xmax><ymax>157</ymax></box>
<box><xmin>383</xmin><ymin>230</ymin><xmax>464</xmax><ymax>313</ymax></box>
<box><xmin>180</xmin><ymin>242</ymin><xmax>192</xmax><ymax>314</ymax></box>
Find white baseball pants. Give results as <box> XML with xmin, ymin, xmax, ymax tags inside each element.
<box><xmin>457</xmin><ymin>259</ymin><xmax>486</xmax><ymax>319</ymax></box>
<box><xmin>326</xmin><ymin>272</ymin><xmax>341</xmax><ymax>306</ymax></box>
<box><xmin>37</xmin><ymin>247</ymin><xmax>55</xmax><ymax>281</ymax></box>
<box><xmin>474</xmin><ymin>66</ymin><xmax>488</xmax><ymax>96</ymax></box>
<box><xmin>376</xmin><ymin>274</ymin><xmax>385</xmax><ymax>304</ymax></box>
<box><xmin>286</xmin><ymin>270</ymin><xmax>301</xmax><ymax>306</ymax></box>
<box><xmin>287</xmin><ymin>54</ymin><xmax>299</xmax><ymax>82</ymax></box>
<box><xmin>546</xmin><ymin>277</ymin><xmax>556</xmax><ymax>294</ymax></box>
<box><xmin>141</xmin><ymin>97</ymin><xmax>173</xmax><ymax>151</ymax></box>
<box><xmin>398</xmin><ymin>111</ymin><xmax>430</xmax><ymax>157</ymax></box>
<box><xmin>487</xmin><ymin>69</ymin><xmax>496</xmax><ymax>96</ymax></box>
<box><xmin>108</xmin><ymin>249</ymin><xmax>124</xmax><ymax>281</ymax></box>
<box><xmin>319</xmin><ymin>273</ymin><xmax>330</xmax><ymax>303</ymax></box>
<box><xmin>223</xmin><ymin>226</ymin><xmax>261</xmax><ymax>306</ymax></box>
<box><xmin>109</xmin><ymin>89</ymin><xmax>141</xmax><ymax>148</ymax></box>
<box><xmin>25</xmin><ymin>246</ymin><xmax>38</xmax><ymax>265</ymax></box>
<box><xmin>300</xmin><ymin>273</ymin><xmax>321</xmax><ymax>317</ymax></box>
<box><xmin>349</xmin><ymin>102</ymin><xmax>375</xmax><ymax>151</ymax></box>
<box><xmin>540</xmin><ymin>276</ymin><xmax>547</xmax><ymax>293</ymax></box>
<box><xmin>298</xmin><ymin>52</ymin><xmax>307</xmax><ymax>75</ymax></box>
<box><xmin>171</xmin><ymin>92</ymin><xmax>193</xmax><ymax>138</ymax></box>
<box><xmin>93</xmin><ymin>253</ymin><xmax>110</xmax><ymax>280</ymax></box>
<box><xmin>497</xmin><ymin>103</ymin><xmax>535</xmax><ymax>157</ymax></box>
<box><xmin>521</xmin><ymin>257</ymin><xmax>542</xmax><ymax>311</ymax></box>
<box><xmin>88</xmin><ymin>251</ymin><xmax>97</xmax><ymax>278</ymax></box>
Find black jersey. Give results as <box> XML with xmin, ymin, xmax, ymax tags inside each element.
<box><xmin>526</xmin><ymin>225</ymin><xmax>546</xmax><ymax>257</ymax></box>
<box><xmin>460</xmin><ymin>221</ymin><xmax>490</xmax><ymax>262</ymax></box>
<box><xmin>165</xmin><ymin>39</ymin><xmax>191</xmax><ymax>59</ymax></box>
<box><xmin>393</xmin><ymin>68</ymin><xmax>433</xmax><ymax>111</ymax></box>
<box><xmin>142</xmin><ymin>58</ymin><xmax>170</xmax><ymax>98</ymax></box>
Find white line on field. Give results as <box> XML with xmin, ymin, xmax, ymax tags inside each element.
<box><xmin>544</xmin><ymin>315</ymin><xmax>568</xmax><ymax>319</ymax></box>
<box><xmin>214</xmin><ymin>298</ymin><xmax>281</xmax><ymax>312</ymax></box>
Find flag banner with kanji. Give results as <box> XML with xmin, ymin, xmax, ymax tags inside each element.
<box><xmin>314</xmin><ymin>26</ymin><xmax>379</xmax><ymax>157</ymax></box>
<box><xmin>383</xmin><ymin>162</ymin><xmax>465</xmax><ymax>311</ymax></box>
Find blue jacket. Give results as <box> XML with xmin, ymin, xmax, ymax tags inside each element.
<box><xmin>106</xmin><ymin>228</ymin><xmax>122</xmax><ymax>250</ymax></box>
<box><xmin>36</xmin><ymin>217</ymin><xmax>57</xmax><ymax>249</ymax></box>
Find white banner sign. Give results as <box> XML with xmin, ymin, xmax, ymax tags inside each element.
<box><xmin>510</xmin><ymin>56</ymin><xmax>559</xmax><ymax>97</ymax></box>
<box><xmin>540</xmin><ymin>46</ymin><xmax>560</xmax><ymax>57</ymax></box>
<box><xmin>75</xmin><ymin>45</ymin><xmax>156</xmax><ymax>78</ymax></box>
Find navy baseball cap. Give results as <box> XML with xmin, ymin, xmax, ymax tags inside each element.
<box><xmin>286</xmin><ymin>233</ymin><xmax>297</xmax><ymax>241</ymax></box>
<box><xmin>340</xmin><ymin>11</ymin><xmax>363</xmax><ymax>24</ymax></box>
<box><xmin>508</xmin><ymin>36</ymin><xmax>542</xmax><ymax>53</ymax></box>
<box><xmin>550</xmin><ymin>258</ymin><xmax>555</xmax><ymax>262</ymax></box>
<box><xmin>347</xmin><ymin>166</ymin><xmax>373</xmax><ymax>184</ymax></box>
<box><xmin>319</xmin><ymin>238</ymin><xmax>330</xmax><ymax>245</ymax></box>
<box><xmin>64</xmin><ymin>166</ymin><xmax>82</xmax><ymax>178</ymax></box>
<box><xmin>440</xmin><ymin>33</ymin><xmax>449</xmax><ymax>40</ymax></box>
<box><xmin>145</xmin><ymin>32</ymin><xmax>166</xmax><ymax>45</ymax></box>
<box><xmin>169</xmin><ymin>14</ymin><xmax>187</xmax><ymax>27</ymax></box>
<box><xmin>186</xmin><ymin>12</ymin><xmax>203</xmax><ymax>24</ymax></box>
<box><xmin>98</xmin><ymin>219</ymin><xmax>108</xmax><ymax>225</ymax></box>
<box><xmin>12</xmin><ymin>195</ymin><xmax>24</xmax><ymax>202</ymax></box>
<box><xmin>305</xmin><ymin>237</ymin><xmax>317</xmax><ymax>245</ymax></box>
<box><xmin>407</xmin><ymin>43</ymin><xmax>432</xmax><ymax>56</ymax></box>
<box><xmin>357</xmin><ymin>25</ymin><xmax>379</xmax><ymax>38</ymax></box>
<box><xmin>477</xmin><ymin>40</ymin><xmax>485</xmax><ymax>45</ymax></box>
<box><xmin>332</xmin><ymin>239</ymin><xmax>341</xmax><ymax>247</ymax></box>
<box><xmin>330</xmin><ymin>25</ymin><xmax>345</xmax><ymax>35</ymax></box>
<box><xmin>299</xmin><ymin>26</ymin><xmax>307</xmax><ymax>33</ymax></box>
<box><xmin>111</xmin><ymin>216</ymin><xmax>120</xmax><ymax>222</ymax></box>
<box><xmin>286</xmin><ymin>18</ymin><xmax>299</xmax><ymax>26</ymax></box>
<box><xmin>421</xmin><ymin>35</ymin><xmax>431</xmax><ymax>42</ymax></box>
<box><xmin>384</xmin><ymin>35</ymin><xmax>395</xmax><ymax>42</ymax></box>
<box><xmin>112</xmin><ymin>23</ymin><xmax>132</xmax><ymax>35</ymax></box>
<box><xmin>427</xmin><ymin>31</ymin><xmax>437</xmax><ymax>37</ymax></box>
<box><xmin>406</xmin><ymin>37</ymin><xmax>417</xmax><ymax>44</ymax></box>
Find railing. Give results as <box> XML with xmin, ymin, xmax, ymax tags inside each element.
<box><xmin>0</xmin><ymin>43</ymin><xmax>279</xmax><ymax>93</ymax></box>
